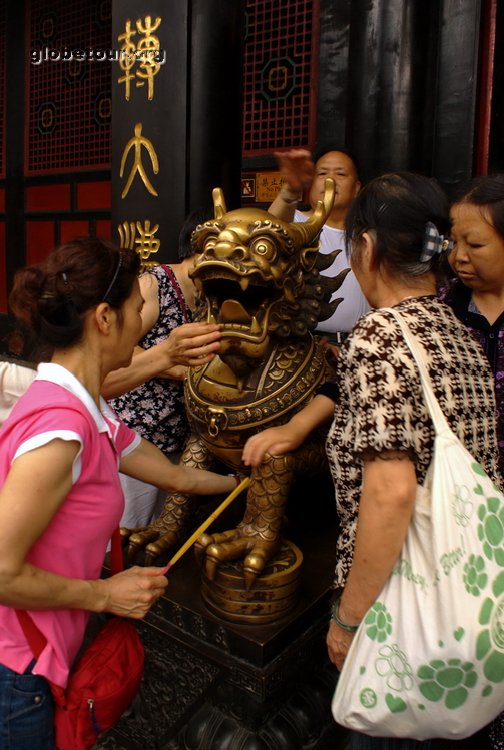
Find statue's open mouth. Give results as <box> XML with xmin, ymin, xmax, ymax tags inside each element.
<box><xmin>193</xmin><ymin>268</ymin><xmax>278</xmax><ymax>344</ymax></box>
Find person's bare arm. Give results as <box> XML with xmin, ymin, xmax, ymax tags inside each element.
<box><xmin>242</xmin><ymin>394</ymin><xmax>335</xmax><ymax>466</ymax></box>
<box><xmin>102</xmin><ymin>268</ymin><xmax>221</xmax><ymax>398</ymax></box>
<box><xmin>0</xmin><ymin>441</ymin><xmax>167</xmax><ymax>617</ymax></box>
<box><xmin>157</xmin><ymin>364</ymin><xmax>187</xmax><ymax>381</ymax></box>
<box><xmin>268</xmin><ymin>148</ymin><xmax>315</xmax><ymax>221</ymax></box>
<box><xmin>120</xmin><ymin>438</ymin><xmax>237</xmax><ymax>496</ymax></box>
<box><xmin>326</xmin><ymin>452</ymin><xmax>417</xmax><ymax>669</ymax></box>
<box><xmin>101</xmin><ymin>321</ymin><xmax>221</xmax><ymax>398</ymax></box>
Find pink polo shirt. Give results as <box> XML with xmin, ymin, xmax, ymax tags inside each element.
<box><xmin>0</xmin><ymin>363</ymin><xmax>140</xmax><ymax>687</ymax></box>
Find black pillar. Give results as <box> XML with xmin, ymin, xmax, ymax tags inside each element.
<box><xmin>315</xmin><ymin>0</ymin><xmax>352</xmax><ymax>151</ymax></box>
<box><xmin>345</xmin><ymin>0</ymin><xmax>438</xmax><ymax>181</ymax></box>
<box><xmin>187</xmin><ymin>0</ymin><xmax>244</xmax><ymax>212</ymax></box>
<box><xmin>345</xmin><ymin>0</ymin><xmax>482</xmax><ymax>191</ymax></box>
<box><xmin>111</xmin><ymin>1</ymin><xmax>243</xmax><ymax>264</ymax></box>
<box><xmin>433</xmin><ymin>0</ymin><xmax>483</xmax><ymax>192</ymax></box>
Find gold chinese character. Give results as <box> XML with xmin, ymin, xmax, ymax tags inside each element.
<box><xmin>117</xmin><ymin>16</ymin><xmax>162</xmax><ymax>101</ymax></box>
<box><xmin>119</xmin><ymin>123</ymin><xmax>159</xmax><ymax>199</ymax></box>
<box><xmin>135</xmin><ymin>16</ymin><xmax>162</xmax><ymax>101</ymax></box>
<box><xmin>134</xmin><ymin>219</ymin><xmax>160</xmax><ymax>260</ymax></box>
<box><xmin>117</xmin><ymin>20</ymin><xmax>137</xmax><ymax>101</ymax></box>
<box><xmin>117</xmin><ymin>220</ymin><xmax>136</xmax><ymax>249</ymax></box>
<box><xmin>118</xmin><ymin>219</ymin><xmax>161</xmax><ymax>272</ymax></box>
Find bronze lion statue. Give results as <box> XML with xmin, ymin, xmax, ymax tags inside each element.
<box><xmin>125</xmin><ymin>178</ymin><xmax>346</xmax><ymax>588</ymax></box>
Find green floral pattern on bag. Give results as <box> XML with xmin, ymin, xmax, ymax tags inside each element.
<box><xmin>472</xmin><ymin>462</ymin><xmax>501</xmax><ymax>493</ymax></box>
<box><xmin>477</xmin><ymin>497</ymin><xmax>504</xmax><ymax>566</ymax></box>
<box><xmin>364</xmin><ymin>602</ymin><xmax>392</xmax><ymax>643</ymax></box>
<box><xmin>463</xmin><ymin>554</ymin><xmax>488</xmax><ymax>596</ymax></box>
<box><xmin>375</xmin><ymin>644</ymin><xmax>414</xmax><ymax>691</ymax></box>
<box><xmin>417</xmin><ymin>659</ymin><xmax>478</xmax><ymax>709</ymax></box>
<box><xmin>476</xmin><ymin>571</ymin><xmax>504</xmax><ymax>683</ymax></box>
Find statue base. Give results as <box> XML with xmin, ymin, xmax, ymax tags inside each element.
<box><xmin>201</xmin><ymin>538</ymin><xmax>304</xmax><ymax>624</ymax></box>
<box><xmin>98</xmin><ymin>519</ymin><xmax>349</xmax><ymax>749</ymax></box>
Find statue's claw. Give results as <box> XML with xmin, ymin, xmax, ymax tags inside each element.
<box><xmin>119</xmin><ymin>526</ymin><xmax>144</xmax><ymax>541</ymax></box>
<box><xmin>125</xmin><ymin>527</ymin><xmax>164</xmax><ymax>563</ymax></box>
<box><xmin>194</xmin><ymin>529</ymin><xmax>237</xmax><ymax>563</ymax></box>
<box><xmin>143</xmin><ymin>532</ymin><xmax>179</xmax><ymax>565</ymax></box>
<box><xmin>203</xmin><ymin>552</ymin><xmax>218</xmax><ymax>582</ymax></box>
<box><xmin>243</xmin><ymin>548</ymin><xmax>271</xmax><ymax>590</ymax></box>
<box><xmin>122</xmin><ymin>520</ymin><xmax>180</xmax><ymax>564</ymax></box>
<box><xmin>120</xmin><ymin>489</ymin><xmax>200</xmax><ymax>564</ymax></box>
<box><xmin>204</xmin><ymin>538</ymin><xmax>252</xmax><ymax>581</ymax></box>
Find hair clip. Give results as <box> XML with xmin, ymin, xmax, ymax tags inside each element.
<box><xmin>420</xmin><ymin>222</ymin><xmax>453</xmax><ymax>262</ymax></box>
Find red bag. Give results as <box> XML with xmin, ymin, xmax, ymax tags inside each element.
<box><xmin>49</xmin><ymin>617</ymin><xmax>144</xmax><ymax>750</ymax></box>
<box><xmin>16</xmin><ymin>530</ymin><xmax>145</xmax><ymax>750</ymax></box>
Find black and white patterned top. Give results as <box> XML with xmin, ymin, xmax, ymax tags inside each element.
<box><xmin>326</xmin><ymin>296</ymin><xmax>500</xmax><ymax>588</ymax></box>
<box><xmin>109</xmin><ymin>264</ymin><xmax>191</xmax><ymax>456</ymax></box>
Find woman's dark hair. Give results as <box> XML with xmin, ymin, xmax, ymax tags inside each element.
<box><xmin>9</xmin><ymin>238</ymin><xmax>140</xmax><ymax>350</ymax></box>
<box><xmin>178</xmin><ymin>205</ymin><xmax>214</xmax><ymax>260</ymax></box>
<box><xmin>345</xmin><ymin>172</ymin><xmax>450</xmax><ymax>278</ymax></box>
<box><xmin>456</xmin><ymin>174</ymin><xmax>504</xmax><ymax>239</ymax></box>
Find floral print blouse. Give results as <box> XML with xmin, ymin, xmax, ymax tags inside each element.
<box><xmin>109</xmin><ymin>264</ymin><xmax>191</xmax><ymax>456</ymax></box>
<box><xmin>326</xmin><ymin>296</ymin><xmax>499</xmax><ymax>589</ymax></box>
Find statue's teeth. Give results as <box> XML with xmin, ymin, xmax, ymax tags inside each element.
<box><xmin>250</xmin><ymin>316</ymin><xmax>261</xmax><ymax>334</ymax></box>
<box><xmin>239</xmin><ymin>277</ymin><xmax>249</xmax><ymax>291</ymax></box>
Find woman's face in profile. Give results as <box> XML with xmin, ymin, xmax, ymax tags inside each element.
<box><xmin>113</xmin><ymin>279</ymin><xmax>144</xmax><ymax>369</ymax></box>
<box><xmin>449</xmin><ymin>203</ymin><xmax>504</xmax><ymax>293</ymax></box>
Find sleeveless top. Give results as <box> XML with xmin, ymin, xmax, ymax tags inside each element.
<box><xmin>109</xmin><ymin>264</ymin><xmax>191</xmax><ymax>455</ymax></box>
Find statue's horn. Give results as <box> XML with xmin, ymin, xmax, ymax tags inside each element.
<box><xmin>212</xmin><ymin>187</ymin><xmax>227</xmax><ymax>220</ymax></box>
<box><xmin>289</xmin><ymin>177</ymin><xmax>335</xmax><ymax>246</ymax></box>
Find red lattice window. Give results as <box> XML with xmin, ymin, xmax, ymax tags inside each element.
<box><xmin>242</xmin><ymin>0</ymin><xmax>319</xmax><ymax>155</ymax></box>
<box><xmin>25</xmin><ymin>0</ymin><xmax>112</xmax><ymax>175</ymax></box>
<box><xmin>0</xmin><ymin>2</ymin><xmax>6</xmax><ymax>179</ymax></box>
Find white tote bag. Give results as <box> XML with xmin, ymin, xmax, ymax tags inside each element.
<box><xmin>331</xmin><ymin>308</ymin><xmax>504</xmax><ymax>740</ymax></box>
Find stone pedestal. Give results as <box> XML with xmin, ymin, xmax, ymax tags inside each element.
<box><xmin>98</xmin><ymin>504</ymin><xmax>350</xmax><ymax>750</ymax></box>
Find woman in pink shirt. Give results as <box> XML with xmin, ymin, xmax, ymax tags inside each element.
<box><xmin>0</xmin><ymin>238</ymin><xmax>236</xmax><ymax>750</ymax></box>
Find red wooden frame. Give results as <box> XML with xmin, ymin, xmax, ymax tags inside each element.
<box><xmin>475</xmin><ymin>0</ymin><xmax>497</xmax><ymax>175</ymax></box>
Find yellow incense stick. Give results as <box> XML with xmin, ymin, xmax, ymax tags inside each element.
<box><xmin>162</xmin><ymin>476</ymin><xmax>250</xmax><ymax>573</ymax></box>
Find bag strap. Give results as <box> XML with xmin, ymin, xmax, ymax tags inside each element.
<box><xmin>109</xmin><ymin>527</ymin><xmax>124</xmax><ymax>576</ymax></box>
<box><xmin>15</xmin><ymin>528</ymin><xmax>123</xmax><ymax>658</ymax></box>
<box><xmin>15</xmin><ymin>609</ymin><xmax>46</xmax><ymax>658</ymax></box>
<box><xmin>384</xmin><ymin>307</ymin><xmax>453</xmax><ymax>437</ymax></box>
<box><xmin>161</xmin><ymin>264</ymin><xmax>190</xmax><ymax>323</ymax></box>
